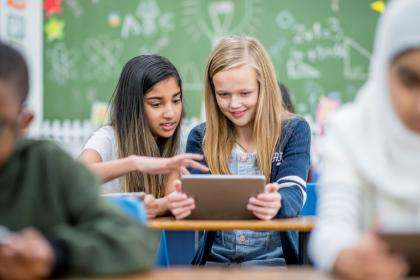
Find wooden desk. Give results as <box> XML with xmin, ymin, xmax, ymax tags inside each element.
<box><xmin>112</xmin><ymin>267</ymin><xmax>333</xmax><ymax>280</ymax></box>
<box><xmin>148</xmin><ymin>217</ymin><xmax>314</xmax><ymax>231</ymax></box>
<box><xmin>148</xmin><ymin>217</ymin><xmax>315</xmax><ymax>265</ymax></box>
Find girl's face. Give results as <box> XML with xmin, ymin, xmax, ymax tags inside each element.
<box><xmin>389</xmin><ymin>49</ymin><xmax>420</xmax><ymax>134</ymax></box>
<box><xmin>144</xmin><ymin>77</ymin><xmax>182</xmax><ymax>138</ymax></box>
<box><xmin>212</xmin><ymin>64</ymin><xmax>259</xmax><ymax>129</ymax></box>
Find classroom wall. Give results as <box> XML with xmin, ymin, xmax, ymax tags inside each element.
<box><xmin>42</xmin><ymin>1</ymin><xmax>382</xmax><ymax>123</ymax></box>
<box><xmin>0</xmin><ymin>0</ymin><xmax>43</xmax><ymax>131</ymax></box>
<box><xmin>0</xmin><ymin>1</ymin><xmax>384</xmax><ymax>163</ymax></box>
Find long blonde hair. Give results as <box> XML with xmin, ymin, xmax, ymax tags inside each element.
<box><xmin>203</xmin><ymin>36</ymin><xmax>284</xmax><ymax>180</ymax></box>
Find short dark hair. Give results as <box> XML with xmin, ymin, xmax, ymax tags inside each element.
<box><xmin>0</xmin><ymin>41</ymin><xmax>29</xmax><ymax>103</ymax></box>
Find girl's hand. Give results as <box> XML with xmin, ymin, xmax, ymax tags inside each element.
<box><xmin>143</xmin><ymin>194</ymin><xmax>159</xmax><ymax>219</ymax></box>
<box><xmin>333</xmin><ymin>233</ymin><xmax>408</xmax><ymax>280</ymax></box>
<box><xmin>247</xmin><ymin>183</ymin><xmax>281</xmax><ymax>220</ymax></box>
<box><xmin>167</xmin><ymin>180</ymin><xmax>195</xmax><ymax>220</ymax></box>
<box><xmin>131</xmin><ymin>153</ymin><xmax>208</xmax><ymax>175</ymax></box>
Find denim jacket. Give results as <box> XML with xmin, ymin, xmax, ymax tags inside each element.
<box><xmin>186</xmin><ymin>116</ymin><xmax>311</xmax><ymax>265</ymax></box>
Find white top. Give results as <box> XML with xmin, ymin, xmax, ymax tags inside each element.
<box><xmin>83</xmin><ymin>125</ymin><xmax>122</xmax><ymax>193</ymax></box>
<box><xmin>309</xmin><ymin>0</ymin><xmax>420</xmax><ymax>272</ymax></box>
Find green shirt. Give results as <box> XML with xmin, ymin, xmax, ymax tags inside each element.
<box><xmin>0</xmin><ymin>139</ymin><xmax>159</xmax><ymax>276</ymax></box>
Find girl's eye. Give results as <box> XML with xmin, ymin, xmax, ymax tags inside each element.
<box><xmin>150</xmin><ymin>103</ymin><xmax>160</xmax><ymax>108</ymax></box>
<box><xmin>241</xmin><ymin>91</ymin><xmax>251</xmax><ymax>96</ymax></box>
<box><xmin>218</xmin><ymin>93</ymin><xmax>229</xmax><ymax>97</ymax></box>
<box><xmin>398</xmin><ymin>67</ymin><xmax>420</xmax><ymax>88</ymax></box>
<box><xmin>173</xmin><ymin>98</ymin><xmax>182</xmax><ymax>104</ymax></box>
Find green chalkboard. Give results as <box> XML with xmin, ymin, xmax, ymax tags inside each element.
<box><xmin>43</xmin><ymin>0</ymin><xmax>382</xmax><ymax>121</ymax></box>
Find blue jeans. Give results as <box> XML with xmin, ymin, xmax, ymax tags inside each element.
<box><xmin>207</xmin><ymin>230</ymin><xmax>285</xmax><ymax>266</ymax></box>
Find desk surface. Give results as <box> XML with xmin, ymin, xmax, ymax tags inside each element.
<box><xmin>112</xmin><ymin>267</ymin><xmax>332</xmax><ymax>280</ymax></box>
<box><xmin>147</xmin><ymin>217</ymin><xmax>315</xmax><ymax>231</ymax></box>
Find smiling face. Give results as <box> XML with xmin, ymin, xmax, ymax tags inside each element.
<box><xmin>389</xmin><ymin>49</ymin><xmax>420</xmax><ymax>134</ymax></box>
<box><xmin>212</xmin><ymin>64</ymin><xmax>259</xmax><ymax>129</ymax></box>
<box><xmin>144</xmin><ymin>76</ymin><xmax>182</xmax><ymax>138</ymax></box>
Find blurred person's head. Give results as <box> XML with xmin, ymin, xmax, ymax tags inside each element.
<box><xmin>389</xmin><ymin>50</ymin><xmax>420</xmax><ymax>133</ymax></box>
<box><xmin>327</xmin><ymin>0</ymin><xmax>420</xmax><ymax>203</ymax></box>
<box><xmin>0</xmin><ymin>42</ymin><xmax>30</xmax><ymax>167</ymax></box>
<box><xmin>366</xmin><ymin>0</ymin><xmax>420</xmax><ymax>135</ymax></box>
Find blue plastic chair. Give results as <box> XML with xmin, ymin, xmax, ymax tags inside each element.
<box><xmin>300</xmin><ymin>182</ymin><xmax>317</xmax><ymax>216</ymax></box>
<box><xmin>107</xmin><ymin>197</ymin><xmax>170</xmax><ymax>267</ymax></box>
<box><xmin>298</xmin><ymin>182</ymin><xmax>317</xmax><ymax>265</ymax></box>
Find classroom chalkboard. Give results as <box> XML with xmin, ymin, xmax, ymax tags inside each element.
<box><xmin>43</xmin><ymin>0</ymin><xmax>382</xmax><ymax>121</ymax></box>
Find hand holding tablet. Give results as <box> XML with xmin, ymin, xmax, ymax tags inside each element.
<box><xmin>180</xmin><ymin>175</ymin><xmax>266</xmax><ymax>220</ymax></box>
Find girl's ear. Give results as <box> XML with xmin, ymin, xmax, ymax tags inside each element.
<box><xmin>18</xmin><ymin>109</ymin><xmax>34</xmax><ymax>136</ymax></box>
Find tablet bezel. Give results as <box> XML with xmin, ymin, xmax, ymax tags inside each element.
<box><xmin>181</xmin><ymin>175</ymin><xmax>266</xmax><ymax>220</ymax></box>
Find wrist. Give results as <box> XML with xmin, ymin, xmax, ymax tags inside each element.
<box><xmin>128</xmin><ymin>155</ymin><xmax>142</xmax><ymax>172</ymax></box>
<box><xmin>156</xmin><ymin>197</ymin><xmax>169</xmax><ymax>215</ymax></box>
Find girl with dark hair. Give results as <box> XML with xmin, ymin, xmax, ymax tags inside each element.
<box><xmin>80</xmin><ymin>54</ymin><xmax>208</xmax><ymax>218</ymax></box>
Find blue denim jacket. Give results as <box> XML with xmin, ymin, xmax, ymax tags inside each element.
<box><xmin>186</xmin><ymin>116</ymin><xmax>311</xmax><ymax>265</ymax></box>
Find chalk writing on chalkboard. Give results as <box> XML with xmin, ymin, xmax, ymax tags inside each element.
<box><xmin>47</xmin><ymin>42</ymin><xmax>79</xmax><ymax>85</ymax></box>
<box><xmin>83</xmin><ymin>36</ymin><xmax>123</xmax><ymax>81</ymax></box>
<box><xmin>182</xmin><ymin>0</ymin><xmax>263</xmax><ymax>46</ymax></box>
<box><xmin>271</xmin><ymin>10</ymin><xmax>371</xmax><ymax>81</ymax></box>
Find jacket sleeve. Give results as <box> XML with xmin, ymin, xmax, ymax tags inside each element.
<box><xmin>47</xmin><ymin>144</ymin><xmax>160</xmax><ymax>276</ymax></box>
<box><xmin>185</xmin><ymin>124</ymin><xmax>210</xmax><ymax>175</ymax></box>
<box><xmin>274</xmin><ymin>118</ymin><xmax>311</xmax><ymax>218</ymax></box>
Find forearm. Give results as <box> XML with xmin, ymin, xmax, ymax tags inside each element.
<box><xmin>86</xmin><ymin>156</ymin><xmax>136</xmax><ymax>183</ymax></box>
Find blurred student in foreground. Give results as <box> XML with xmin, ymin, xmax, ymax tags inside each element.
<box><xmin>310</xmin><ymin>0</ymin><xmax>420</xmax><ymax>279</ymax></box>
<box><xmin>0</xmin><ymin>42</ymin><xmax>159</xmax><ymax>279</ymax></box>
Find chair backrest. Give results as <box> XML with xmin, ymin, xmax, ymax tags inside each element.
<box><xmin>300</xmin><ymin>183</ymin><xmax>317</xmax><ymax>216</ymax></box>
<box><xmin>106</xmin><ymin>196</ymin><xmax>170</xmax><ymax>267</ymax></box>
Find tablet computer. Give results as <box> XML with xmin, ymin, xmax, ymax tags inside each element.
<box><xmin>378</xmin><ymin>231</ymin><xmax>420</xmax><ymax>276</ymax></box>
<box><xmin>181</xmin><ymin>174</ymin><xmax>265</xmax><ymax>220</ymax></box>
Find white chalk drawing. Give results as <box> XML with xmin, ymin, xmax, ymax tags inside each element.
<box><xmin>121</xmin><ymin>14</ymin><xmax>142</xmax><ymax>38</ymax></box>
<box><xmin>271</xmin><ymin>11</ymin><xmax>370</xmax><ymax>80</ymax></box>
<box><xmin>136</xmin><ymin>0</ymin><xmax>159</xmax><ymax>36</ymax></box>
<box><xmin>269</xmin><ymin>37</ymin><xmax>288</xmax><ymax>63</ymax></box>
<box><xmin>46</xmin><ymin>43</ymin><xmax>79</xmax><ymax>85</ymax></box>
<box><xmin>305</xmin><ymin>43</ymin><xmax>346</xmax><ymax>62</ymax></box>
<box><xmin>83</xmin><ymin>36</ymin><xmax>123</xmax><ymax>81</ymax></box>
<box><xmin>343</xmin><ymin>37</ymin><xmax>371</xmax><ymax>80</ymax></box>
<box><xmin>138</xmin><ymin>36</ymin><xmax>169</xmax><ymax>54</ymax></box>
<box><xmin>290</xmin><ymin>16</ymin><xmax>343</xmax><ymax>46</ymax></box>
<box><xmin>121</xmin><ymin>0</ymin><xmax>174</xmax><ymax>38</ymax></box>
<box><xmin>181</xmin><ymin>63</ymin><xmax>202</xmax><ymax>92</ymax></box>
<box><xmin>7</xmin><ymin>14</ymin><xmax>25</xmax><ymax>40</ymax></box>
<box><xmin>287</xmin><ymin>51</ymin><xmax>321</xmax><ymax>79</ymax></box>
<box><xmin>182</xmin><ymin>0</ymin><xmax>263</xmax><ymax>46</ymax></box>
<box><xmin>331</xmin><ymin>0</ymin><xmax>340</xmax><ymax>12</ymax></box>
<box><xmin>276</xmin><ymin>10</ymin><xmax>295</xmax><ymax>30</ymax></box>
<box><xmin>159</xmin><ymin>13</ymin><xmax>174</xmax><ymax>32</ymax></box>
<box><xmin>64</xmin><ymin>0</ymin><xmax>83</xmax><ymax>17</ymax></box>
